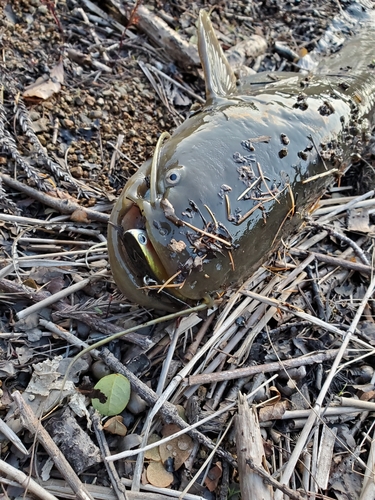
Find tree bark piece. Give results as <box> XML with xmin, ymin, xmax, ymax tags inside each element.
<box><xmin>108</xmin><ymin>1</ymin><xmax>200</xmax><ymax>67</ymax></box>
<box><xmin>235</xmin><ymin>392</ymin><xmax>273</xmax><ymax>500</ymax></box>
<box><xmin>315</xmin><ymin>425</ymin><xmax>337</xmax><ymax>490</ymax></box>
<box><xmin>134</xmin><ymin>5</ymin><xmax>200</xmax><ymax>66</ymax></box>
<box><xmin>11</xmin><ymin>391</ymin><xmax>95</xmax><ymax>500</ymax></box>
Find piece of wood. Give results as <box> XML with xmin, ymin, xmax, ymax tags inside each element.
<box><xmin>315</xmin><ymin>425</ymin><xmax>337</xmax><ymax>490</ymax></box>
<box><xmin>359</xmin><ymin>428</ymin><xmax>375</xmax><ymax>500</ymax></box>
<box><xmin>43</xmin><ymin>478</ymin><xmax>205</xmax><ymax>500</ymax></box>
<box><xmin>185</xmin><ymin>349</ymin><xmax>339</xmax><ymax>386</ymax></box>
<box><xmin>290</xmin><ymin>248</ymin><xmax>373</xmax><ymax>275</ymax></box>
<box><xmin>12</xmin><ymin>391</ymin><xmax>95</xmax><ymax>500</ymax></box>
<box><xmin>108</xmin><ymin>1</ymin><xmax>200</xmax><ymax>67</ymax></box>
<box><xmin>0</xmin><ymin>173</ymin><xmax>109</xmax><ymax>223</ymax></box>
<box><xmin>0</xmin><ymin>459</ymin><xmax>59</xmax><ymax>500</ymax></box>
<box><xmin>235</xmin><ymin>393</ymin><xmax>273</xmax><ymax>500</ymax></box>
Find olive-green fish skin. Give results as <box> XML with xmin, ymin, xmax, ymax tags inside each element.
<box><xmin>108</xmin><ymin>10</ymin><xmax>375</xmax><ymax>311</ymax></box>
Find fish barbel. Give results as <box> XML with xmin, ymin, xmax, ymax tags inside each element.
<box><xmin>108</xmin><ymin>7</ymin><xmax>375</xmax><ymax>311</ymax></box>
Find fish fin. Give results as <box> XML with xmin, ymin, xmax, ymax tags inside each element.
<box><xmin>198</xmin><ymin>10</ymin><xmax>237</xmax><ymax>101</ymax></box>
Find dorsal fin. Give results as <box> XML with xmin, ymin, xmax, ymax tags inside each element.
<box><xmin>198</xmin><ymin>10</ymin><xmax>237</xmax><ymax>102</ymax></box>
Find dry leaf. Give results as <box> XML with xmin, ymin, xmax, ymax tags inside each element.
<box><xmin>46</xmin><ymin>277</ymin><xmax>65</xmax><ymax>294</ymax></box>
<box><xmin>70</xmin><ymin>209</ymin><xmax>90</xmax><ymax>223</ymax></box>
<box><xmin>160</xmin><ymin>198</ymin><xmax>182</xmax><ymax>226</ymax></box>
<box><xmin>159</xmin><ymin>424</ymin><xmax>194</xmax><ymax>470</ymax></box>
<box><xmin>205</xmin><ymin>462</ymin><xmax>222</xmax><ymax>492</ymax></box>
<box><xmin>161</xmin><ymin>424</ymin><xmax>180</xmax><ymax>437</ymax></box>
<box><xmin>103</xmin><ymin>415</ymin><xmax>127</xmax><ymax>436</ymax></box>
<box><xmin>144</xmin><ymin>434</ymin><xmax>161</xmax><ymax>462</ymax></box>
<box><xmin>347</xmin><ymin>208</ymin><xmax>372</xmax><ymax>233</ymax></box>
<box><xmin>259</xmin><ymin>401</ymin><xmax>288</xmax><ymax>422</ymax></box>
<box><xmin>360</xmin><ymin>391</ymin><xmax>375</xmax><ymax>402</ymax></box>
<box><xmin>257</xmin><ymin>386</ymin><xmax>282</xmax><ymax>407</ymax></box>
<box><xmin>46</xmin><ymin>189</ymin><xmax>77</xmax><ymax>201</ymax></box>
<box><xmin>23</xmin><ymin>61</ymin><xmax>64</xmax><ymax>100</ymax></box>
<box><xmin>23</xmin><ymin>278</ymin><xmax>38</xmax><ymax>289</ymax></box>
<box><xmin>146</xmin><ymin>461</ymin><xmax>173</xmax><ymax>488</ymax></box>
<box><xmin>141</xmin><ymin>468</ymin><xmax>148</xmax><ymax>486</ymax></box>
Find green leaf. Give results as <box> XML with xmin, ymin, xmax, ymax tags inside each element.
<box><xmin>91</xmin><ymin>374</ymin><xmax>131</xmax><ymax>416</ymax></box>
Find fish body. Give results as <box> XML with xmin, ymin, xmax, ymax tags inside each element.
<box><xmin>108</xmin><ymin>9</ymin><xmax>375</xmax><ymax>311</ymax></box>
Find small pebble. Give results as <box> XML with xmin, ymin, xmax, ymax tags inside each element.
<box><xmin>115</xmin><ymin>86</ymin><xmax>127</xmax><ymax>96</ymax></box>
<box><xmin>79</xmin><ymin>113</ymin><xmax>92</xmax><ymax>126</ymax></box>
<box><xmin>126</xmin><ymin>391</ymin><xmax>148</xmax><ymax>415</ymax></box>
<box><xmin>89</xmin><ymin>110</ymin><xmax>102</xmax><ymax>119</ymax></box>
<box><xmin>70</xmin><ymin>166</ymin><xmax>83</xmax><ymax>178</ymax></box>
<box><xmin>85</xmin><ymin>96</ymin><xmax>95</xmax><ymax>106</ymax></box>
<box><xmin>37</xmin><ymin>5</ymin><xmax>48</xmax><ymax>14</ymax></box>
<box><xmin>63</xmin><ymin>118</ymin><xmax>74</xmax><ymax>128</ymax></box>
<box><xmin>91</xmin><ymin>360</ymin><xmax>111</xmax><ymax>380</ymax></box>
<box><xmin>74</xmin><ymin>96</ymin><xmax>84</xmax><ymax>106</ymax></box>
<box><xmin>118</xmin><ymin>433</ymin><xmax>141</xmax><ymax>452</ymax></box>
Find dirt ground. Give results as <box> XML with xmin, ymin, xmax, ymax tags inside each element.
<box><xmin>1</xmin><ymin>1</ymin><xmax>375</xmax><ymax>499</ymax></box>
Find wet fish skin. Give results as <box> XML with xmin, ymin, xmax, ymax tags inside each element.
<box><xmin>108</xmin><ymin>9</ymin><xmax>375</xmax><ymax>311</ymax></box>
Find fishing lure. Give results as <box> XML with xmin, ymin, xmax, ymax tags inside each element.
<box><xmin>108</xmin><ymin>9</ymin><xmax>375</xmax><ymax>310</ymax></box>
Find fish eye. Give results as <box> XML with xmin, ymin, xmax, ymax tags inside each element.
<box><xmin>138</xmin><ymin>233</ymin><xmax>148</xmax><ymax>245</ymax></box>
<box><xmin>165</xmin><ymin>169</ymin><xmax>181</xmax><ymax>186</ymax></box>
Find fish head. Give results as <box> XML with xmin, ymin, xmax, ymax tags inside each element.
<box><xmin>108</xmin><ymin>113</ymin><xmax>241</xmax><ymax>309</ymax></box>
<box><xmin>108</xmin><ymin>11</ymin><xmax>242</xmax><ymax>309</ymax></box>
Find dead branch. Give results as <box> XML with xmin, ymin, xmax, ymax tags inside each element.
<box><xmin>91</xmin><ymin>410</ymin><xmax>127</xmax><ymax>500</ymax></box>
<box><xmin>236</xmin><ymin>393</ymin><xmax>273</xmax><ymax>499</ymax></box>
<box><xmin>184</xmin><ymin>349</ymin><xmax>340</xmax><ymax>386</ymax></box>
<box><xmin>290</xmin><ymin>248</ymin><xmax>373</xmax><ymax>275</ymax></box>
<box><xmin>246</xmin><ymin>458</ymin><xmax>306</xmax><ymax>500</ymax></box>
<box><xmin>0</xmin><ymin>459</ymin><xmax>59</xmax><ymax>500</ymax></box>
<box><xmin>0</xmin><ymin>173</ymin><xmax>110</xmax><ymax>223</ymax></box>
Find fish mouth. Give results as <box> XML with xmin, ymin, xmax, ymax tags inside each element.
<box><xmin>108</xmin><ymin>190</ymin><xmax>188</xmax><ymax>310</ymax></box>
<box><xmin>119</xmin><ymin>203</ymin><xmax>169</xmax><ymax>286</ymax></box>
